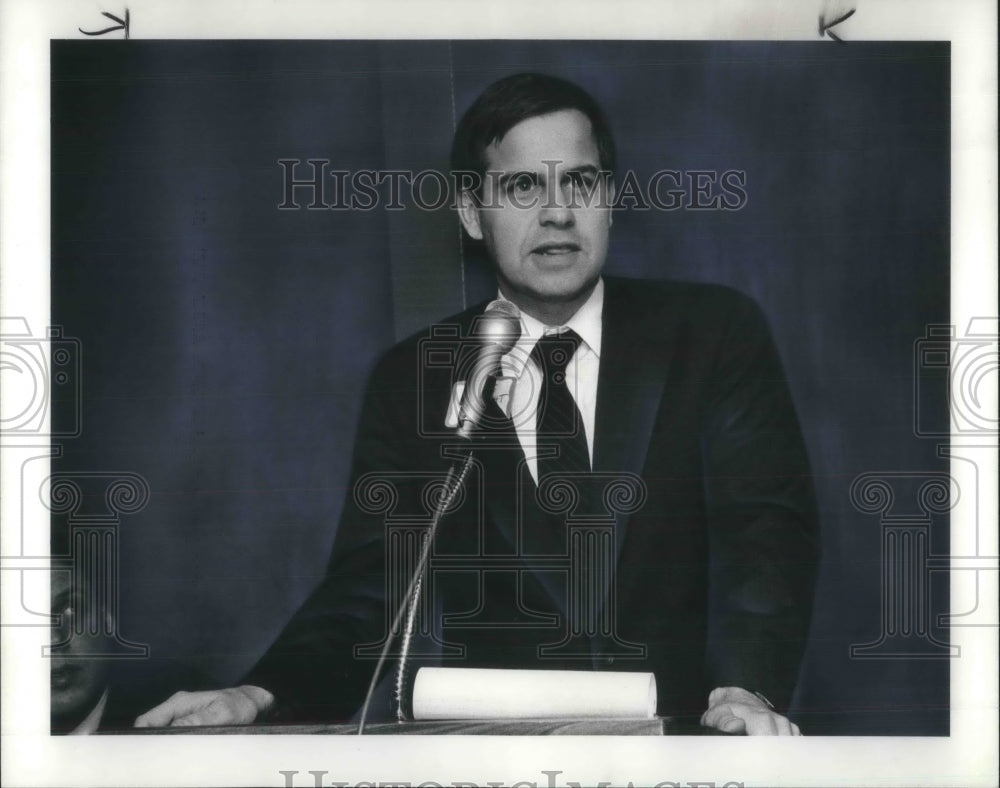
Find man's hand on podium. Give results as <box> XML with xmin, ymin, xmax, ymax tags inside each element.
<box><xmin>133</xmin><ymin>685</ymin><xmax>274</xmax><ymax>728</ymax></box>
<box><xmin>700</xmin><ymin>686</ymin><xmax>801</xmax><ymax>736</ymax></box>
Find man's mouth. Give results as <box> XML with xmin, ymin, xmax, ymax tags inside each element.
<box><xmin>531</xmin><ymin>242</ymin><xmax>581</xmax><ymax>256</ymax></box>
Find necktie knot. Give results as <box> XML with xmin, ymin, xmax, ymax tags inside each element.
<box><xmin>530</xmin><ymin>329</ymin><xmax>582</xmax><ymax>384</ymax></box>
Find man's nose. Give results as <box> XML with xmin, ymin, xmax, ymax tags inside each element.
<box><xmin>538</xmin><ymin>182</ymin><xmax>575</xmax><ymax>226</ymax></box>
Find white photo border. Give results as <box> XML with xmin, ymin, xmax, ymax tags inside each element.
<box><xmin>1</xmin><ymin>1</ymin><xmax>996</xmax><ymax>786</ymax></box>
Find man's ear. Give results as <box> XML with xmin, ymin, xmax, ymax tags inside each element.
<box><xmin>457</xmin><ymin>189</ymin><xmax>484</xmax><ymax>241</ymax></box>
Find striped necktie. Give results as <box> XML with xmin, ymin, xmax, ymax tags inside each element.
<box><xmin>530</xmin><ymin>329</ymin><xmax>591</xmax><ymax>483</ymax></box>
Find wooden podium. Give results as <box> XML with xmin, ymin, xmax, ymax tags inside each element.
<box><xmin>121</xmin><ymin>717</ymin><xmax>716</xmax><ymax>735</ymax></box>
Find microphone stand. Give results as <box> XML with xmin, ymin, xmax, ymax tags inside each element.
<box><xmin>356</xmin><ymin>446</ymin><xmax>475</xmax><ymax>734</ymax></box>
<box><xmin>356</xmin><ymin>298</ymin><xmax>520</xmax><ymax>733</ymax></box>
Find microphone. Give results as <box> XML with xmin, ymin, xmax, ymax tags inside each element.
<box><xmin>456</xmin><ymin>299</ymin><xmax>522</xmax><ymax>438</ymax></box>
<box><xmin>356</xmin><ymin>298</ymin><xmax>520</xmax><ymax>733</ymax></box>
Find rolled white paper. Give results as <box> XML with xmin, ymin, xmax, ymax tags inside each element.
<box><xmin>411</xmin><ymin>667</ymin><xmax>657</xmax><ymax>720</ymax></box>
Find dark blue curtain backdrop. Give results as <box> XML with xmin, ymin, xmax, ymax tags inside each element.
<box><xmin>51</xmin><ymin>40</ymin><xmax>950</xmax><ymax>734</ymax></box>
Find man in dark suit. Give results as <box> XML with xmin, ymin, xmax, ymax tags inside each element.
<box><xmin>137</xmin><ymin>72</ymin><xmax>819</xmax><ymax>735</ymax></box>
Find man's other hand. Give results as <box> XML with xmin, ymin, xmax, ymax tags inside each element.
<box><xmin>133</xmin><ymin>685</ymin><xmax>274</xmax><ymax>728</ymax></box>
<box><xmin>700</xmin><ymin>686</ymin><xmax>801</xmax><ymax>735</ymax></box>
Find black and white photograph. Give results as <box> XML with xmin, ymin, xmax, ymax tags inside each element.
<box><xmin>1</xmin><ymin>1</ymin><xmax>996</xmax><ymax>786</ymax></box>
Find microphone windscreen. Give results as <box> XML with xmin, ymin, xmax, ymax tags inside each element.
<box><xmin>474</xmin><ymin>299</ymin><xmax>521</xmax><ymax>354</ymax></box>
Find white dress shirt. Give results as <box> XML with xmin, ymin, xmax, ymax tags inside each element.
<box><xmin>494</xmin><ymin>279</ymin><xmax>603</xmax><ymax>483</ymax></box>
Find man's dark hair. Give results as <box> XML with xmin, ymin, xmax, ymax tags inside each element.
<box><xmin>450</xmin><ymin>72</ymin><xmax>617</xmax><ymax>185</ymax></box>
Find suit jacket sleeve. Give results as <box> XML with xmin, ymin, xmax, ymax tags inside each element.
<box><xmin>700</xmin><ymin>291</ymin><xmax>819</xmax><ymax>712</ymax></box>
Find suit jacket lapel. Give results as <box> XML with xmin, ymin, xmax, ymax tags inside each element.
<box><xmin>593</xmin><ymin>278</ymin><xmax>672</xmax><ymax>560</ymax></box>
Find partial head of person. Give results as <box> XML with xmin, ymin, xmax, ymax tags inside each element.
<box><xmin>451</xmin><ymin>72</ymin><xmax>617</xmax><ymax>326</ymax></box>
<box><xmin>49</xmin><ymin>568</ymin><xmax>113</xmax><ymax>733</ymax></box>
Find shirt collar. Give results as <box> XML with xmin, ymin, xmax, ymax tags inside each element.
<box><xmin>563</xmin><ymin>277</ymin><xmax>603</xmax><ymax>358</ymax></box>
<box><xmin>71</xmin><ymin>688</ymin><xmax>109</xmax><ymax>736</ymax></box>
<box><xmin>499</xmin><ymin>277</ymin><xmax>604</xmax><ymax>377</ymax></box>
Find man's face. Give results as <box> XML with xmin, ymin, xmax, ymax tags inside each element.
<box><xmin>50</xmin><ymin>570</ymin><xmax>111</xmax><ymax>729</ymax></box>
<box><xmin>459</xmin><ymin>109</ymin><xmax>613</xmax><ymax>324</ymax></box>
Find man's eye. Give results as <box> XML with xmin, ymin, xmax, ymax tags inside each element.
<box><xmin>512</xmin><ymin>174</ymin><xmax>536</xmax><ymax>192</ymax></box>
